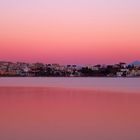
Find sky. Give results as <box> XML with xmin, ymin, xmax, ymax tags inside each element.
<box><xmin>0</xmin><ymin>0</ymin><xmax>140</xmax><ymax>64</ymax></box>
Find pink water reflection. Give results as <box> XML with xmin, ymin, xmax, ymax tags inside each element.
<box><xmin>0</xmin><ymin>87</ymin><xmax>140</xmax><ymax>140</ymax></box>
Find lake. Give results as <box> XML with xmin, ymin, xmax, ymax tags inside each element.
<box><xmin>0</xmin><ymin>78</ymin><xmax>140</xmax><ymax>140</ymax></box>
<box><xmin>0</xmin><ymin>77</ymin><xmax>140</xmax><ymax>93</ymax></box>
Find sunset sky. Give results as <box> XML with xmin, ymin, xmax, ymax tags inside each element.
<box><xmin>0</xmin><ymin>0</ymin><xmax>140</xmax><ymax>64</ymax></box>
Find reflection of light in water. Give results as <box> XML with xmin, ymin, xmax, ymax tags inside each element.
<box><xmin>0</xmin><ymin>78</ymin><xmax>140</xmax><ymax>93</ymax></box>
<box><xmin>0</xmin><ymin>87</ymin><xmax>140</xmax><ymax>140</ymax></box>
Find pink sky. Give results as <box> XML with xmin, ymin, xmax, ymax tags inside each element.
<box><xmin>0</xmin><ymin>0</ymin><xmax>140</xmax><ymax>64</ymax></box>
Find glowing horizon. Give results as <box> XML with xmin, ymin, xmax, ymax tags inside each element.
<box><xmin>0</xmin><ymin>0</ymin><xmax>140</xmax><ymax>64</ymax></box>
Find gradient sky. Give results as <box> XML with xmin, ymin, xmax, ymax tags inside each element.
<box><xmin>0</xmin><ymin>0</ymin><xmax>140</xmax><ymax>64</ymax></box>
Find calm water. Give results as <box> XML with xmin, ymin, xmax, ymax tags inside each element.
<box><xmin>0</xmin><ymin>77</ymin><xmax>140</xmax><ymax>93</ymax></box>
<box><xmin>0</xmin><ymin>78</ymin><xmax>140</xmax><ymax>140</ymax></box>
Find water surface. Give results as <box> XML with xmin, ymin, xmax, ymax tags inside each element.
<box><xmin>0</xmin><ymin>77</ymin><xmax>140</xmax><ymax>93</ymax></box>
<box><xmin>0</xmin><ymin>78</ymin><xmax>140</xmax><ymax>140</ymax></box>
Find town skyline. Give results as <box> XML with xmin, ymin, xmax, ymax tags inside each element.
<box><xmin>0</xmin><ymin>60</ymin><xmax>140</xmax><ymax>77</ymax></box>
<box><xmin>0</xmin><ymin>59</ymin><xmax>139</xmax><ymax>66</ymax></box>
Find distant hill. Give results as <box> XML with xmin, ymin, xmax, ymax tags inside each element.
<box><xmin>129</xmin><ymin>61</ymin><xmax>140</xmax><ymax>66</ymax></box>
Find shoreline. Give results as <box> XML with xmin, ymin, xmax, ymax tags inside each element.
<box><xmin>0</xmin><ymin>76</ymin><xmax>140</xmax><ymax>78</ymax></box>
